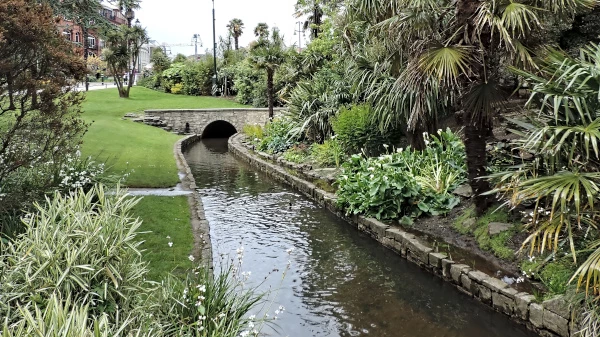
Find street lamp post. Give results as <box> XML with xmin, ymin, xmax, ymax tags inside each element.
<box><xmin>294</xmin><ymin>21</ymin><xmax>304</xmax><ymax>52</ymax></box>
<box><xmin>211</xmin><ymin>0</ymin><xmax>218</xmax><ymax>95</ymax></box>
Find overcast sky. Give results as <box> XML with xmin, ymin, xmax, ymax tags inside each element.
<box><xmin>134</xmin><ymin>0</ymin><xmax>308</xmax><ymax>57</ymax></box>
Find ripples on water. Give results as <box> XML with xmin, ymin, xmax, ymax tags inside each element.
<box><xmin>184</xmin><ymin>139</ymin><xmax>538</xmax><ymax>337</ymax></box>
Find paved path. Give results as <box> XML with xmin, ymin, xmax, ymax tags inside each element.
<box><xmin>126</xmin><ymin>184</ymin><xmax>193</xmax><ymax>196</ymax></box>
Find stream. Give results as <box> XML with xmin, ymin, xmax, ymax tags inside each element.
<box><xmin>184</xmin><ymin>138</ymin><xmax>538</xmax><ymax>337</ymax></box>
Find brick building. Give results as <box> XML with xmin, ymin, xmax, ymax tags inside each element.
<box><xmin>57</xmin><ymin>5</ymin><xmax>128</xmax><ymax>58</ymax></box>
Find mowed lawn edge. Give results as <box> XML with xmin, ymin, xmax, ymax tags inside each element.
<box><xmin>131</xmin><ymin>195</ymin><xmax>194</xmax><ymax>281</ymax></box>
<box><xmin>81</xmin><ymin>87</ymin><xmax>247</xmax><ymax>188</ymax></box>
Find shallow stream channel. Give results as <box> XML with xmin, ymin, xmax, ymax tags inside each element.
<box><xmin>184</xmin><ymin>138</ymin><xmax>539</xmax><ymax>337</ymax></box>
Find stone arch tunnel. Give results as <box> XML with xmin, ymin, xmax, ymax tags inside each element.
<box><xmin>201</xmin><ymin>120</ymin><xmax>237</xmax><ymax>138</ymax></box>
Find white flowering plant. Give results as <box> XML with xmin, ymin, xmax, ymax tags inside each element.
<box><xmin>148</xmin><ymin>263</ymin><xmax>267</xmax><ymax>337</ymax></box>
<box><xmin>336</xmin><ymin>128</ymin><xmax>466</xmax><ymax>221</ymax></box>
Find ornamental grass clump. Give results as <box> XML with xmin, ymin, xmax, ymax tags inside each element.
<box><xmin>336</xmin><ymin>129</ymin><xmax>466</xmax><ymax>222</ymax></box>
<box><xmin>1</xmin><ymin>294</ymin><xmax>142</xmax><ymax>337</ymax></box>
<box><xmin>148</xmin><ymin>264</ymin><xmax>265</xmax><ymax>336</ymax></box>
<box><xmin>0</xmin><ymin>185</ymin><xmax>150</xmax><ymax>324</ymax></box>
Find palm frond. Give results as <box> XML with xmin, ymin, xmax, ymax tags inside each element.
<box><xmin>418</xmin><ymin>44</ymin><xmax>473</xmax><ymax>85</ymax></box>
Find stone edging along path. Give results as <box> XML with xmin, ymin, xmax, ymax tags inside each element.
<box><xmin>227</xmin><ymin>133</ymin><xmax>575</xmax><ymax>337</ymax></box>
<box><xmin>174</xmin><ymin>135</ymin><xmax>213</xmax><ymax>270</ymax></box>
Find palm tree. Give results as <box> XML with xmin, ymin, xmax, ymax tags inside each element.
<box><xmin>107</xmin><ymin>0</ymin><xmax>141</xmax><ymax>26</ymax></box>
<box><xmin>103</xmin><ymin>25</ymin><xmax>149</xmax><ymax>98</ymax></box>
<box><xmin>348</xmin><ymin>0</ymin><xmax>597</xmax><ymax>213</ymax></box>
<box><xmin>253</xmin><ymin>22</ymin><xmax>269</xmax><ymax>39</ymax></box>
<box><xmin>294</xmin><ymin>0</ymin><xmax>342</xmax><ymax>38</ymax></box>
<box><xmin>249</xmin><ymin>27</ymin><xmax>286</xmax><ymax>118</ymax></box>
<box><xmin>227</xmin><ymin>18</ymin><xmax>244</xmax><ymax>50</ymax></box>
<box><xmin>490</xmin><ymin>44</ymin><xmax>600</xmax><ymax>303</ymax></box>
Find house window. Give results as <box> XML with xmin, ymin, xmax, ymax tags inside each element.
<box><xmin>75</xmin><ymin>32</ymin><xmax>80</xmax><ymax>43</ymax></box>
<box><xmin>88</xmin><ymin>36</ymin><xmax>96</xmax><ymax>48</ymax></box>
<box><xmin>63</xmin><ymin>30</ymin><xmax>71</xmax><ymax>41</ymax></box>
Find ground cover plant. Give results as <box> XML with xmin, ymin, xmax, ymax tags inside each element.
<box><xmin>81</xmin><ymin>87</ymin><xmax>247</xmax><ymax>188</ymax></box>
<box><xmin>336</xmin><ymin>129</ymin><xmax>466</xmax><ymax>222</ymax></box>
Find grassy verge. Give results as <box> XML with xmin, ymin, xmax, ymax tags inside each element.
<box><xmin>132</xmin><ymin>196</ymin><xmax>194</xmax><ymax>281</ymax></box>
<box><xmin>81</xmin><ymin>87</ymin><xmax>246</xmax><ymax>188</ymax></box>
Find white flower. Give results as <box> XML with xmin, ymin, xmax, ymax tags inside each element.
<box><xmin>188</xmin><ymin>255</ymin><xmax>195</xmax><ymax>262</ymax></box>
<box><xmin>240</xmin><ymin>331</ymin><xmax>250</xmax><ymax>337</ymax></box>
<box><xmin>248</xmin><ymin>315</ymin><xmax>256</xmax><ymax>320</ymax></box>
<box><xmin>383</xmin><ymin>144</ymin><xmax>389</xmax><ymax>149</ymax></box>
<box><xmin>286</xmin><ymin>247</ymin><xmax>295</xmax><ymax>254</ymax></box>
<box><xmin>168</xmin><ymin>242</ymin><xmax>173</xmax><ymax>247</ymax></box>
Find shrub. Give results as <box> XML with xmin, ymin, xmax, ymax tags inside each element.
<box><xmin>170</xmin><ymin>83</ymin><xmax>184</xmax><ymax>95</ymax></box>
<box><xmin>0</xmin><ymin>185</ymin><xmax>150</xmax><ymax>323</ymax></box>
<box><xmin>310</xmin><ymin>138</ymin><xmax>344</xmax><ymax>168</ymax></box>
<box><xmin>282</xmin><ymin>144</ymin><xmax>310</xmax><ymax>163</ymax></box>
<box><xmin>336</xmin><ymin>129</ymin><xmax>466</xmax><ymax>221</ymax></box>
<box><xmin>257</xmin><ymin>118</ymin><xmax>296</xmax><ymax>154</ymax></box>
<box><xmin>287</xmin><ymin>68</ymin><xmax>351</xmax><ymax>142</ymax></box>
<box><xmin>181</xmin><ymin>58</ymin><xmax>214</xmax><ymax>96</ymax></box>
<box><xmin>332</xmin><ymin>104</ymin><xmax>400</xmax><ymax>156</ymax></box>
<box><xmin>242</xmin><ymin>124</ymin><xmax>264</xmax><ymax>145</ymax></box>
<box><xmin>1</xmin><ymin>294</ymin><xmax>142</xmax><ymax>337</ymax></box>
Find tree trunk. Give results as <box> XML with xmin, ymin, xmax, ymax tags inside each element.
<box><xmin>235</xmin><ymin>36</ymin><xmax>239</xmax><ymax>50</ymax></box>
<box><xmin>267</xmin><ymin>69</ymin><xmax>274</xmax><ymax>119</ymax></box>
<box><xmin>464</xmin><ymin>123</ymin><xmax>492</xmax><ymax>213</ymax></box>
<box><xmin>83</xmin><ymin>26</ymin><xmax>89</xmax><ymax>91</ymax></box>
<box><xmin>456</xmin><ymin>0</ymin><xmax>493</xmax><ymax>214</ymax></box>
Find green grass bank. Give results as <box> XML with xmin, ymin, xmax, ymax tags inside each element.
<box><xmin>80</xmin><ymin>87</ymin><xmax>246</xmax><ymax>188</ymax></box>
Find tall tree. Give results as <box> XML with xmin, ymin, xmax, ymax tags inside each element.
<box><xmin>0</xmin><ymin>0</ymin><xmax>87</xmax><ymax>212</ymax></box>
<box><xmin>227</xmin><ymin>18</ymin><xmax>244</xmax><ymax>50</ymax></box>
<box><xmin>103</xmin><ymin>25</ymin><xmax>149</xmax><ymax>98</ymax></box>
<box><xmin>295</xmin><ymin>0</ymin><xmax>342</xmax><ymax>39</ymax></box>
<box><xmin>249</xmin><ymin>27</ymin><xmax>286</xmax><ymax>118</ymax></box>
<box><xmin>253</xmin><ymin>22</ymin><xmax>269</xmax><ymax>39</ymax></box>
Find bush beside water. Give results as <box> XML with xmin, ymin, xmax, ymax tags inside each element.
<box><xmin>335</xmin><ymin>129</ymin><xmax>466</xmax><ymax>221</ymax></box>
<box><xmin>0</xmin><ymin>185</ymin><xmax>267</xmax><ymax>336</ymax></box>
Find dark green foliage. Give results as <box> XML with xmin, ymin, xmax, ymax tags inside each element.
<box><xmin>310</xmin><ymin>139</ymin><xmax>344</xmax><ymax>167</ymax></box>
<box><xmin>332</xmin><ymin>104</ymin><xmax>400</xmax><ymax>156</ymax></box>
<box><xmin>257</xmin><ymin>118</ymin><xmax>297</xmax><ymax>154</ymax></box>
<box><xmin>336</xmin><ymin>129</ymin><xmax>466</xmax><ymax>221</ymax></box>
<box><xmin>288</xmin><ymin>67</ymin><xmax>351</xmax><ymax>142</ymax></box>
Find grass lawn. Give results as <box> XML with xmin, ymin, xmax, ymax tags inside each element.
<box><xmin>132</xmin><ymin>196</ymin><xmax>194</xmax><ymax>281</ymax></box>
<box><xmin>81</xmin><ymin>87</ymin><xmax>246</xmax><ymax>188</ymax></box>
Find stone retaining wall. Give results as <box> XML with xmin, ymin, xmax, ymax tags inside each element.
<box><xmin>174</xmin><ymin>135</ymin><xmax>212</xmax><ymax>270</ymax></box>
<box><xmin>145</xmin><ymin>108</ymin><xmax>286</xmax><ymax>135</ymax></box>
<box><xmin>228</xmin><ymin>133</ymin><xmax>576</xmax><ymax>337</ymax></box>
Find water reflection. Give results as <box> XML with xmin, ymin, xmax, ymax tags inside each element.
<box><xmin>184</xmin><ymin>138</ymin><xmax>538</xmax><ymax>337</ymax></box>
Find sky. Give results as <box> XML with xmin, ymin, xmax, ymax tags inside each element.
<box><xmin>134</xmin><ymin>0</ymin><xmax>308</xmax><ymax>57</ymax></box>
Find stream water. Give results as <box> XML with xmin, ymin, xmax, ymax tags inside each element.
<box><xmin>184</xmin><ymin>138</ymin><xmax>539</xmax><ymax>337</ymax></box>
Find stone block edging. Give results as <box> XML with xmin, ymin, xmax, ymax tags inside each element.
<box><xmin>174</xmin><ymin>135</ymin><xmax>212</xmax><ymax>270</ymax></box>
<box><xmin>228</xmin><ymin>133</ymin><xmax>574</xmax><ymax>337</ymax></box>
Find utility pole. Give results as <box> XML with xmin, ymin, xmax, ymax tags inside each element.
<box><xmin>294</xmin><ymin>21</ymin><xmax>304</xmax><ymax>52</ymax></box>
<box><xmin>192</xmin><ymin>34</ymin><xmax>202</xmax><ymax>60</ymax></box>
<box><xmin>212</xmin><ymin>0</ymin><xmax>218</xmax><ymax>95</ymax></box>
